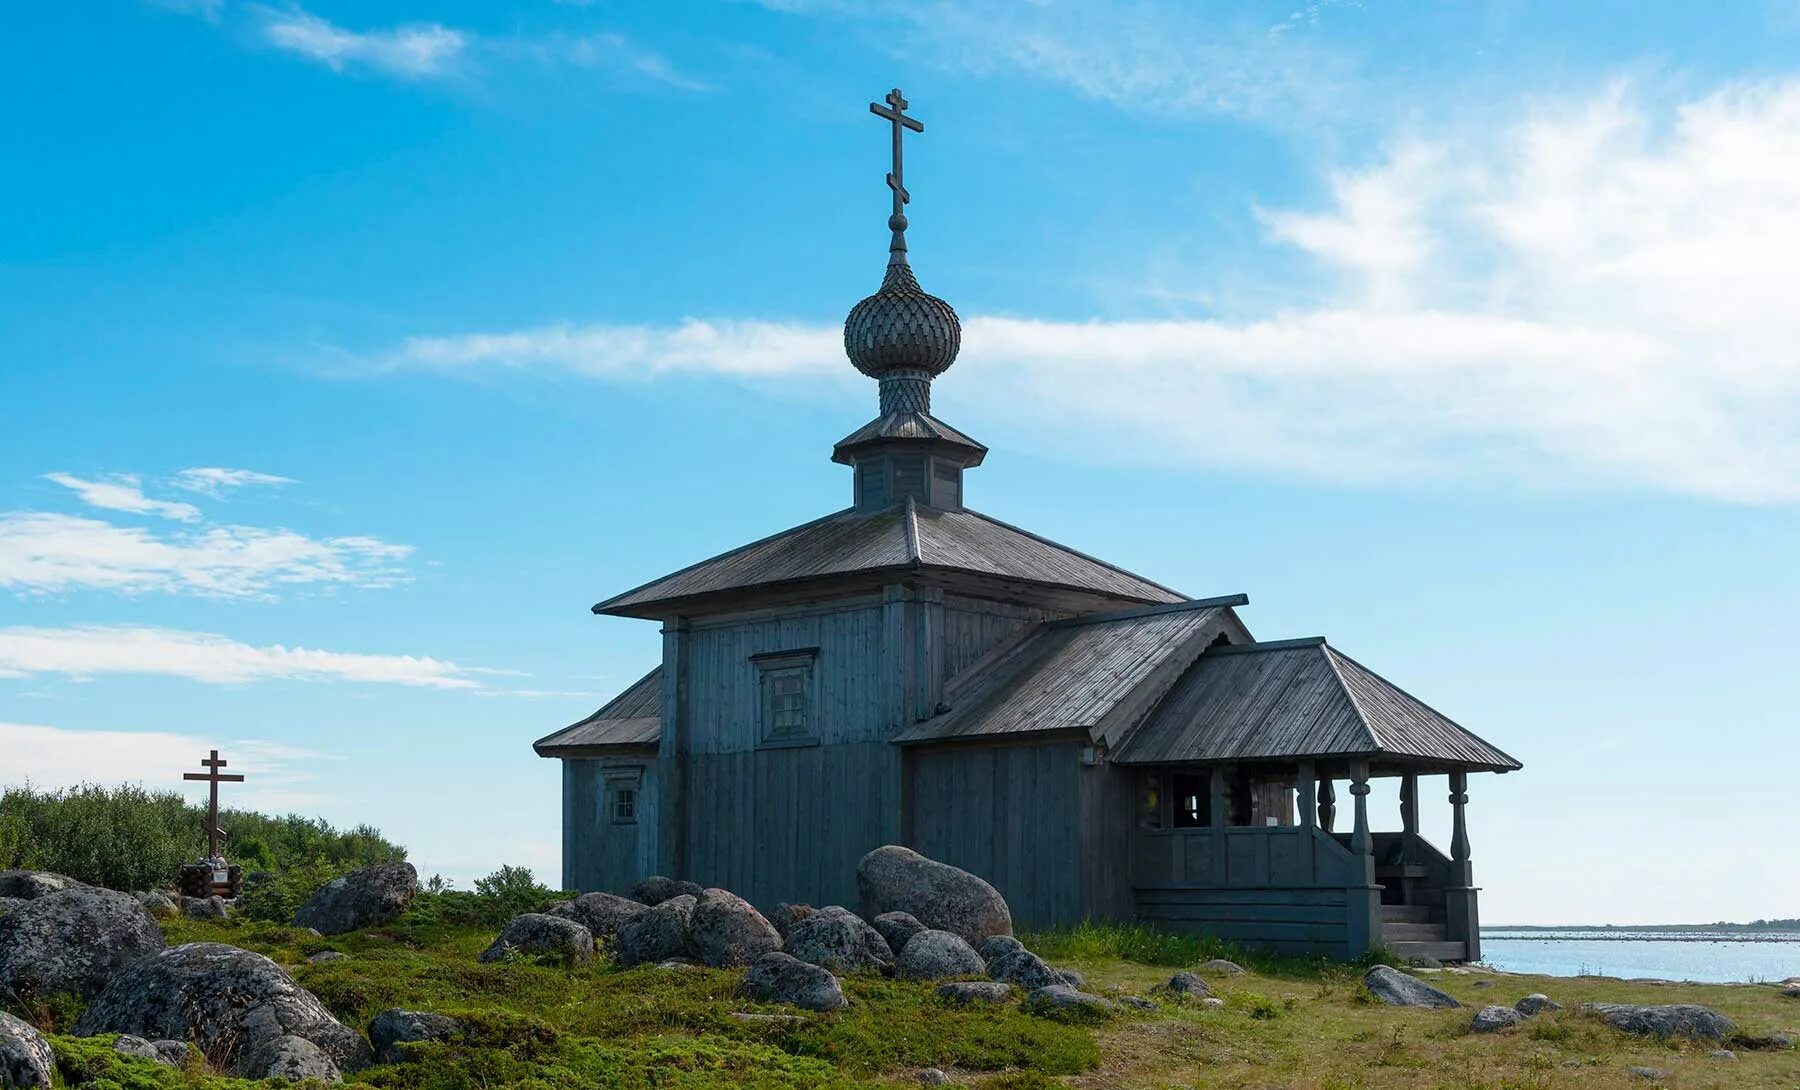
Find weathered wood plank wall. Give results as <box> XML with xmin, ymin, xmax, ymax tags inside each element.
<box><xmin>563</xmin><ymin>758</ymin><xmax>655</xmax><ymax>894</ymax></box>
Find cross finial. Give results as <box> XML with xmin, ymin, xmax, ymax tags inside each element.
<box><xmin>869</xmin><ymin>87</ymin><xmax>925</xmax><ymax>266</ymax></box>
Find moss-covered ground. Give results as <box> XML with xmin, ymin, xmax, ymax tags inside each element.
<box><xmin>16</xmin><ymin>917</ymin><xmax>1799</xmax><ymax>1089</ymax></box>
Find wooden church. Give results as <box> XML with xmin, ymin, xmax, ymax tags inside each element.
<box><xmin>534</xmin><ymin>90</ymin><xmax>1521</xmax><ymax>963</ymax></box>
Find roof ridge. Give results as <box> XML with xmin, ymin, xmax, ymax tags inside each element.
<box><xmin>593</xmin><ymin>508</ymin><xmax>862</xmax><ymax>614</ymax></box>
<box><xmin>1318</xmin><ymin>641</ymin><xmax>1387</xmax><ymax>755</ymax></box>
<box><xmin>1052</xmin><ymin>594</ymin><xmax>1248</xmax><ymax>629</ymax></box>
<box><xmin>1202</xmin><ymin>636</ymin><xmax>1325</xmax><ymax>654</ymax></box>
<box><xmin>1324</xmin><ymin>645</ymin><xmax>1524</xmax><ymax>771</ymax></box>
<box><xmin>961</xmin><ymin>507</ymin><xmax>1187</xmax><ymax>600</ymax></box>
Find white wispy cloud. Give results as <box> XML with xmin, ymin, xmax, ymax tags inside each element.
<box><xmin>0</xmin><ymin>625</ymin><xmax>483</xmax><ymax>689</ymax></box>
<box><xmin>373</xmin><ymin>78</ymin><xmax>1800</xmax><ymax>504</ymax></box>
<box><xmin>0</xmin><ymin>722</ymin><xmax>339</xmax><ymax>812</ymax></box>
<box><xmin>170</xmin><ymin>467</ymin><xmax>296</xmax><ymax>497</ymax></box>
<box><xmin>0</xmin><ymin>512</ymin><xmax>411</xmax><ymax>597</ymax></box>
<box><xmin>44</xmin><ymin>473</ymin><xmax>202</xmax><ymax>522</ymax></box>
<box><xmin>256</xmin><ymin>5</ymin><xmax>468</xmax><ymax>79</ymax></box>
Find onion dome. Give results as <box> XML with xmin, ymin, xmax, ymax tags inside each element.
<box><xmin>843</xmin><ymin>261</ymin><xmax>962</xmax><ymax>381</ymax></box>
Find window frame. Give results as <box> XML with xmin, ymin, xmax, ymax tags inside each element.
<box><xmin>604</xmin><ymin>768</ymin><xmax>642</xmax><ymax>826</ymax></box>
<box><xmin>752</xmin><ymin>648</ymin><xmax>821</xmax><ymax>749</ymax></box>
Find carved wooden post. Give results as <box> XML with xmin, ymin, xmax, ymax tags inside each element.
<box><xmin>1209</xmin><ymin>765</ymin><xmax>1228</xmax><ymax>884</ymax></box>
<box><xmin>1344</xmin><ymin>760</ymin><xmax>1381</xmax><ymax>959</ymax></box>
<box><xmin>1297</xmin><ymin>761</ymin><xmax>1317</xmax><ymax>882</ymax></box>
<box><xmin>1443</xmin><ymin>769</ymin><xmax>1481</xmax><ymax>961</ymax></box>
<box><xmin>1317</xmin><ymin>777</ymin><xmax>1336</xmax><ymax>833</ymax></box>
<box><xmin>1399</xmin><ymin>772</ymin><xmax>1418</xmax><ymax>862</ymax></box>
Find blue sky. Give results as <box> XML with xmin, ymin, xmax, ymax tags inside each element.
<box><xmin>4</xmin><ymin>1</ymin><xmax>1799</xmax><ymax>925</ymax></box>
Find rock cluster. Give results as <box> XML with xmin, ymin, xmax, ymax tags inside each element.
<box><xmin>782</xmin><ymin>906</ymin><xmax>894</xmax><ymax>974</ymax></box>
<box><xmin>549</xmin><ymin>892</ymin><xmax>646</xmax><ymax>946</ymax></box>
<box><xmin>615</xmin><ymin>894</ymin><xmax>698</xmax><ymax>966</ymax></box>
<box><xmin>292</xmin><ymin>862</ymin><xmax>418</xmax><ymax>936</ymax></box>
<box><xmin>629</xmin><ymin>876</ymin><xmax>703</xmax><ymax>906</ymax></box>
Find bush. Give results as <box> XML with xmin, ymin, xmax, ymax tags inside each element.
<box><xmin>0</xmin><ymin>782</ymin><xmax>405</xmax><ymax>895</ymax></box>
<box><xmin>401</xmin><ymin>866</ymin><xmax>569</xmax><ymax>929</ymax></box>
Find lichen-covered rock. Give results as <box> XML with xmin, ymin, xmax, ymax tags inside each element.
<box><xmin>1363</xmin><ymin>965</ymin><xmax>1462</xmax><ymax>1009</ymax></box>
<box><xmin>0</xmin><ymin>1011</ymin><xmax>53</xmax><ymax>1088</ymax></box>
<box><xmin>73</xmin><ymin>942</ymin><xmax>372</xmax><ymax>1077</ymax></box>
<box><xmin>1023</xmin><ymin>985</ymin><xmax>1118</xmax><ymax>1016</ymax></box>
<box><xmin>0</xmin><ymin>886</ymin><xmax>165</xmax><ymax>1003</ymax></box>
<box><xmin>1198</xmin><ymin>958</ymin><xmax>1246</xmax><ymax>976</ymax></box>
<box><xmin>1166</xmin><ymin>971</ymin><xmax>1212</xmax><ymax>998</ymax></box>
<box><xmin>0</xmin><ymin>901</ymin><xmax>20</xmax><ymax>921</ymax></box>
<box><xmin>872</xmin><ymin>911</ymin><xmax>926</xmax><ymax>955</ymax></box>
<box><xmin>782</xmin><ymin>906</ymin><xmax>893</xmax><ymax>974</ymax></box>
<box><xmin>1121</xmin><ymin>995</ymin><xmax>1156</xmax><ymax>1011</ymax></box>
<box><xmin>292</xmin><ymin>862</ymin><xmax>417</xmax><ymax>936</ymax></box>
<box><xmin>1059</xmin><ymin>968</ymin><xmax>1087</xmax><ymax>989</ymax></box>
<box><xmin>1515</xmin><ymin>993</ymin><xmax>1562</xmax><ymax>1016</ymax></box>
<box><xmin>1581</xmin><ymin>1003</ymin><xmax>1736</xmax><ymax>1042</ymax></box>
<box><xmin>548</xmin><ymin>892</ymin><xmax>647</xmax><ymax>946</ymax></box>
<box><xmin>239</xmin><ymin>1034</ymin><xmax>340</xmax><ymax>1082</ymax></box>
<box><xmin>0</xmin><ymin>872</ymin><xmax>83</xmax><ymax>901</ymax></box>
<box><xmin>857</xmin><ymin>846</ymin><xmax>1011</xmax><ymax>945</ymax></box>
<box><xmin>772</xmin><ymin>903</ymin><xmax>814</xmax><ymax>938</ymax></box>
<box><xmin>369</xmin><ymin>1009</ymin><xmax>463</xmax><ymax>1064</ymax></box>
<box><xmin>689</xmin><ymin>889</ymin><xmax>783</xmax><ymax>968</ymax></box>
<box><xmin>1472</xmin><ymin>1005</ymin><xmax>1525</xmax><ymax>1033</ymax></box>
<box><xmin>740</xmin><ymin>951</ymin><xmax>848</xmax><ymax>1012</ymax></box>
<box><xmin>990</xmin><ymin>950</ymin><xmax>1063</xmax><ymax>991</ymax></box>
<box><xmin>139</xmin><ymin>891</ymin><xmax>178</xmax><ymax>919</ymax></box>
<box><xmin>478</xmin><ymin>913</ymin><xmax>593</xmax><ymax>966</ymax></box>
<box><xmin>628</xmin><ymin>876</ymin><xmax>703</xmax><ymax>906</ymax></box>
<box><xmin>182</xmin><ymin>895</ymin><xmax>229</xmax><ymax>920</ymax></box>
<box><xmin>113</xmin><ymin>1034</ymin><xmax>164</xmax><ymax>1063</ymax></box>
<box><xmin>936</xmin><ymin>981</ymin><xmax>1013</xmax><ymax>1004</ymax></box>
<box><xmin>1626</xmin><ymin>1066</ymin><xmax>1667</xmax><ymax>1081</ymax></box>
<box><xmin>976</xmin><ymin>934</ymin><xmax>1025</xmax><ymax>968</ymax></box>
<box><xmin>615</xmin><ymin>894</ymin><xmax>696</xmax><ymax>967</ymax></box>
<box><xmin>896</xmin><ymin>929</ymin><xmax>986</xmax><ymax>981</ymax></box>
<box><xmin>307</xmin><ymin>950</ymin><xmax>348</xmax><ymax>964</ymax></box>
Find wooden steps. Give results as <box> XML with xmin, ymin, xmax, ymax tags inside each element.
<box><xmin>1380</xmin><ymin>904</ymin><xmax>1466</xmax><ymax>963</ymax></box>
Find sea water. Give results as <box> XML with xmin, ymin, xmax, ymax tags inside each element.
<box><xmin>1481</xmin><ymin>929</ymin><xmax>1800</xmax><ymax>983</ymax></box>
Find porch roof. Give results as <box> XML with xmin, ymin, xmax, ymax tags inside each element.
<box><xmin>532</xmin><ymin>667</ymin><xmax>662</xmax><ymax>758</ymax></box>
<box><xmin>1109</xmin><ymin>638</ymin><xmax>1522</xmax><ymax>772</ymax></box>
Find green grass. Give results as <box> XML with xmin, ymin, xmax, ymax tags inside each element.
<box><xmin>15</xmin><ymin>917</ymin><xmax>1800</xmax><ymax>1089</ymax></box>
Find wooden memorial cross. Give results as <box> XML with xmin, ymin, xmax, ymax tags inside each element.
<box><xmin>184</xmin><ymin>748</ymin><xmax>244</xmax><ymax>861</ymax></box>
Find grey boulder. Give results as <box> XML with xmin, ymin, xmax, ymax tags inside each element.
<box><xmin>73</xmin><ymin>941</ymin><xmax>372</xmax><ymax>1077</ymax></box>
<box><xmin>897</xmin><ymin>929</ymin><xmax>986</xmax><ymax>980</ymax></box>
<box><xmin>1364</xmin><ymin>965</ymin><xmax>1462</xmax><ymax>1009</ymax></box>
<box><xmin>856</xmin><ymin>845</ymin><xmax>1012</xmax><ymax>945</ymax></box>
<box><xmin>478</xmin><ymin>913</ymin><xmax>593</xmax><ymax>966</ymax></box>
<box><xmin>1198</xmin><ymin>958</ymin><xmax>1246</xmax><ymax>976</ymax></box>
<box><xmin>139</xmin><ymin>891</ymin><xmax>179</xmax><ymax>919</ymax></box>
<box><xmin>629</xmin><ymin>875</ymin><xmax>703</xmax><ymax>906</ymax></box>
<box><xmin>0</xmin><ymin>872</ymin><xmax>83</xmax><ymax>901</ymax></box>
<box><xmin>740</xmin><ymin>951</ymin><xmax>848</xmax><ymax>1012</ymax></box>
<box><xmin>1166</xmin><ymin>971</ymin><xmax>1212</xmax><ymax>998</ymax></box>
<box><xmin>990</xmin><ymin>950</ymin><xmax>1064</xmax><ymax>991</ymax></box>
<box><xmin>112</xmin><ymin>1035</ymin><xmax>189</xmax><ymax>1068</ymax></box>
<box><xmin>0</xmin><ymin>1011</ymin><xmax>53</xmax><ymax>1089</ymax></box>
<box><xmin>1515</xmin><ymin>993</ymin><xmax>1562</xmax><ymax>1016</ymax></box>
<box><xmin>0</xmin><ymin>886</ymin><xmax>165</xmax><ymax>1003</ymax></box>
<box><xmin>0</xmin><ymin>901</ymin><xmax>20</xmax><ymax>921</ymax></box>
<box><xmin>369</xmin><ymin>1009</ymin><xmax>464</xmax><ymax>1064</ymax></box>
<box><xmin>1581</xmin><ymin>1003</ymin><xmax>1736</xmax><ymax>1042</ymax></box>
<box><xmin>239</xmin><ymin>1034</ymin><xmax>340</xmax><ymax>1082</ymax></box>
<box><xmin>292</xmin><ymin>862</ymin><xmax>417</xmax><ymax>935</ymax></box>
<box><xmin>782</xmin><ymin>906</ymin><xmax>894</xmax><ymax>974</ymax></box>
<box><xmin>872</xmin><ymin>911</ymin><xmax>926</xmax><ymax>955</ymax></box>
<box><xmin>936</xmin><ymin>981</ymin><xmax>1013</xmax><ymax>1004</ymax></box>
<box><xmin>689</xmin><ymin>889</ymin><xmax>783</xmax><ymax>968</ymax></box>
<box><xmin>1472</xmin><ymin>1005</ymin><xmax>1525</xmax><ymax>1033</ymax></box>
<box><xmin>548</xmin><ymin>892</ymin><xmax>647</xmax><ymax>946</ymax></box>
<box><xmin>1024</xmin><ymin>985</ymin><xmax>1118</xmax><ymax>1016</ymax></box>
<box><xmin>976</xmin><ymin>934</ymin><xmax>1025</xmax><ymax>968</ymax></box>
<box><xmin>182</xmin><ymin>895</ymin><xmax>229</xmax><ymax>920</ymax></box>
<box><xmin>307</xmin><ymin>950</ymin><xmax>348</xmax><ymax>964</ymax></box>
<box><xmin>615</xmin><ymin>894</ymin><xmax>696</xmax><ymax>966</ymax></box>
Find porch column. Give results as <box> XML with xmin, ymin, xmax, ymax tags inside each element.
<box><xmin>1317</xmin><ymin>777</ymin><xmax>1336</xmax><ymax>833</ymax></box>
<box><xmin>1444</xmin><ymin>770</ymin><xmax>1481</xmax><ymax>960</ymax></box>
<box><xmin>1399</xmin><ymin>772</ymin><xmax>1419</xmax><ymax>865</ymax></box>
<box><xmin>1209</xmin><ymin>766</ymin><xmax>1228</xmax><ymax>884</ymax></box>
<box><xmin>1297</xmin><ymin>761</ymin><xmax>1317</xmax><ymax>882</ymax></box>
<box><xmin>1344</xmin><ymin>760</ymin><xmax>1382</xmax><ymax>958</ymax></box>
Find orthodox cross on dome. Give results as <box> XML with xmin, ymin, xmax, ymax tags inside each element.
<box><xmin>869</xmin><ymin>88</ymin><xmax>924</xmax><ymax>266</ymax></box>
<box><xmin>183</xmin><ymin>748</ymin><xmax>245</xmax><ymax>860</ymax></box>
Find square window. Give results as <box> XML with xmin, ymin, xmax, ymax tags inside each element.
<box><xmin>605</xmin><ymin>770</ymin><xmax>641</xmax><ymax>825</ymax></box>
<box><xmin>753</xmin><ymin>650</ymin><xmax>818</xmax><ymax>746</ymax></box>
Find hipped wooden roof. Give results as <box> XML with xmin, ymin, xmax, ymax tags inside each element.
<box><xmin>593</xmin><ymin>500</ymin><xmax>1185</xmax><ymax>618</ymax></box>
<box><xmin>1110</xmin><ymin>639</ymin><xmax>1522</xmax><ymax>772</ymax></box>
<box><xmin>532</xmin><ymin>667</ymin><xmax>662</xmax><ymax>757</ymax></box>
<box><xmin>893</xmin><ymin>597</ymin><xmax>1247</xmax><ymax>747</ymax></box>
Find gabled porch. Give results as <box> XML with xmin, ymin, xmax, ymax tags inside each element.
<box><xmin>1109</xmin><ymin>638</ymin><xmax>1521</xmax><ymax>962</ymax></box>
